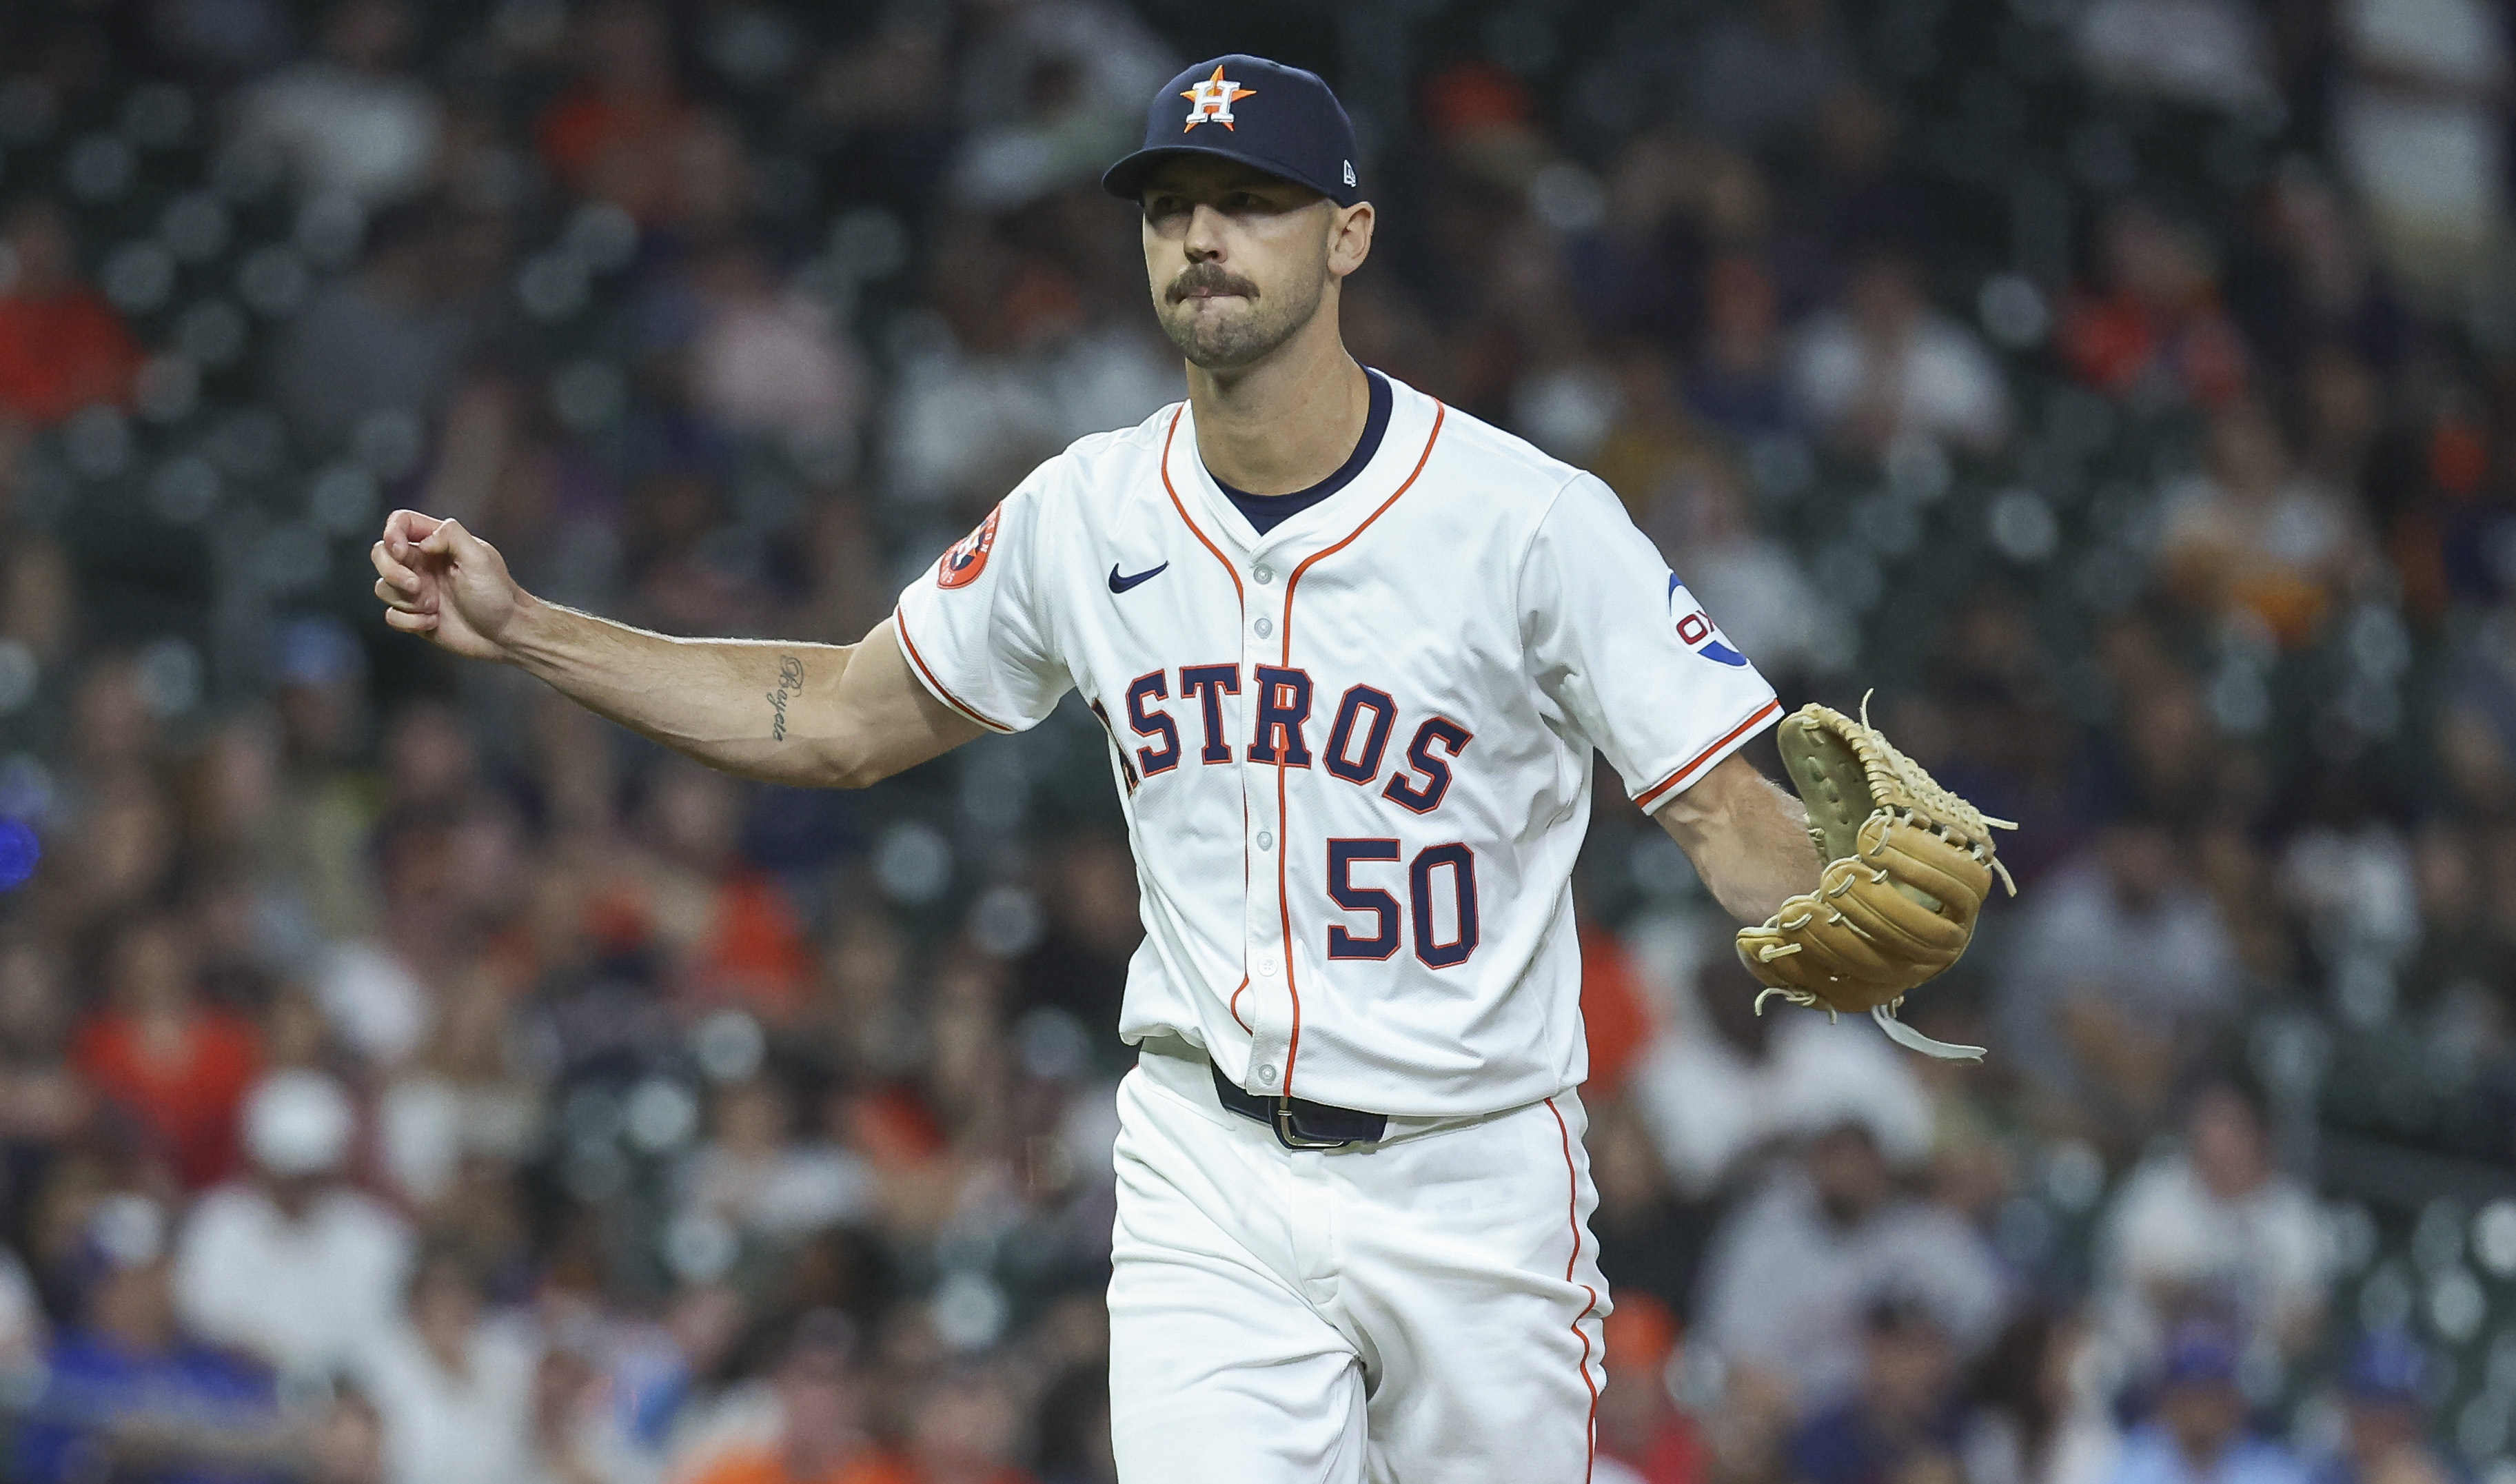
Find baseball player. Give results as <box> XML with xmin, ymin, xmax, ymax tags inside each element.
<box><xmin>372</xmin><ymin>55</ymin><xmax>2007</xmax><ymax>1484</ymax></box>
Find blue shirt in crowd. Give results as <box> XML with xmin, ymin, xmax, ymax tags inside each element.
<box><xmin>16</xmin><ymin>1330</ymin><xmax>283</xmax><ymax>1484</ymax></box>
<box><xmin>2111</xmin><ymin>1423</ymin><xmax>2310</xmax><ymax>1484</ymax></box>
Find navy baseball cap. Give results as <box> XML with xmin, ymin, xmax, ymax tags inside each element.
<box><xmin>1102</xmin><ymin>54</ymin><xmax>1363</xmax><ymax>207</ymax></box>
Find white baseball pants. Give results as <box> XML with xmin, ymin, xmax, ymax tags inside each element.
<box><xmin>1107</xmin><ymin>1041</ymin><xmax>1610</xmax><ymax>1483</ymax></box>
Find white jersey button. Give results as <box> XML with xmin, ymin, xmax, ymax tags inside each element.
<box><xmin>1254</xmin><ymin>616</ymin><xmax>1273</xmax><ymax>637</ymax></box>
<box><xmin>1253</xmin><ymin>565</ymin><xmax>1274</xmax><ymax>584</ymax></box>
<box><xmin>1258</xmin><ymin>955</ymin><xmax>1278</xmax><ymax>975</ymax></box>
<box><xmin>1255</xmin><ymin>831</ymin><xmax>1273</xmax><ymax>851</ymax></box>
<box><xmin>1257</xmin><ymin>1064</ymin><xmax>1278</xmax><ymax>1086</ymax></box>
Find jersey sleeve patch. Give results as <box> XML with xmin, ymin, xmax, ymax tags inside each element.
<box><xmin>891</xmin><ymin>473</ymin><xmax>1073</xmax><ymax>733</ymax></box>
<box><xmin>935</xmin><ymin>504</ymin><xmax>1002</xmax><ymax>589</ymax></box>
<box><xmin>1667</xmin><ymin>575</ymin><xmax>1751</xmax><ymax>667</ymax></box>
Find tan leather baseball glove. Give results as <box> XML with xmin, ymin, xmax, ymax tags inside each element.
<box><xmin>1736</xmin><ymin>697</ymin><xmax>2016</xmax><ymax>1060</ymax></box>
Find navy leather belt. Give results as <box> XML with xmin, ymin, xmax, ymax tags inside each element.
<box><xmin>1209</xmin><ymin>1064</ymin><xmax>1389</xmax><ymax>1150</ymax></box>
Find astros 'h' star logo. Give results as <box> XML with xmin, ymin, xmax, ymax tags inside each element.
<box><xmin>1182</xmin><ymin>65</ymin><xmax>1255</xmax><ymax>131</ymax></box>
<box><xmin>936</xmin><ymin>504</ymin><xmax>1002</xmax><ymax>589</ymax></box>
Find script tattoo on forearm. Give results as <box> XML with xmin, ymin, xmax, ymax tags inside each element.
<box><xmin>767</xmin><ymin>655</ymin><xmax>804</xmax><ymax>741</ymax></box>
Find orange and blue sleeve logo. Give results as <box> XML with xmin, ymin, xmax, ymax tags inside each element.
<box><xmin>1668</xmin><ymin>574</ymin><xmax>1748</xmax><ymax>666</ymax></box>
<box><xmin>937</xmin><ymin>504</ymin><xmax>1002</xmax><ymax>589</ymax></box>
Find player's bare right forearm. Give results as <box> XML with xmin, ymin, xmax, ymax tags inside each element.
<box><xmin>1654</xmin><ymin>750</ymin><xmax>1823</xmax><ymax>924</ymax></box>
<box><xmin>372</xmin><ymin>507</ymin><xmax>982</xmax><ymax>788</ymax></box>
<box><xmin>498</xmin><ymin>602</ymin><xmax>986</xmax><ymax>787</ymax></box>
<box><xmin>496</xmin><ymin>596</ymin><xmax>873</xmax><ymax>786</ymax></box>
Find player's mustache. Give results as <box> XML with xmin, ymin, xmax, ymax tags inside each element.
<box><xmin>1167</xmin><ymin>265</ymin><xmax>1260</xmax><ymax>303</ymax></box>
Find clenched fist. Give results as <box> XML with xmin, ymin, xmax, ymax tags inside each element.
<box><xmin>369</xmin><ymin>510</ymin><xmax>529</xmax><ymax>662</ymax></box>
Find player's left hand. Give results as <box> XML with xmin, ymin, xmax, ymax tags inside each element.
<box><xmin>1735</xmin><ymin>698</ymin><xmax>2016</xmax><ymax>1059</ymax></box>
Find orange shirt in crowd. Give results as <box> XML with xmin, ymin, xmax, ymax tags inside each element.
<box><xmin>1599</xmin><ymin>1292</ymin><xmax>1710</xmax><ymax>1484</ymax></box>
<box><xmin>696</xmin><ymin>870</ymin><xmax>816</xmax><ymax>1021</ymax></box>
<box><xmin>69</xmin><ymin>1010</ymin><xmax>261</xmax><ymax>1189</ymax></box>
<box><xmin>0</xmin><ymin>289</ymin><xmax>143</xmax><ymax>425</ymax></box>
<box><xmin>2058</xmin><ymin>292</ymin><xmax>2247</xmax><ymax>409</ymax></box>
<box><xmin>1579</xmin><ymin>923</ymin><xmax>1653</xmax><ymax>1099</ymax></box>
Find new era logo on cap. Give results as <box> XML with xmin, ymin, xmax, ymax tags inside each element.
<box><xmin>1104</xmin><ymin>54</ymin><xmax>1365</xmax><ymax>208</ymax></box>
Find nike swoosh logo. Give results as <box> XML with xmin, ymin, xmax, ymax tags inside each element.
<box><xmin>1108</xmin><ymin>562</ymin><xmax>1169</xmax><ymax>593</ymax></box>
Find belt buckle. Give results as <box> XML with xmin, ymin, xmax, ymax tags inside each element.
<box><xmin>1272</xmin><ymin>1097</ymin><xmax>1358</xmax><ymax>1151</ymax></box>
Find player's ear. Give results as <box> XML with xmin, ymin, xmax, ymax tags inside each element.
<box><xmin>1327</xmin><ymin>200</ymin><xmax>1373</xmax><ymax>279</ymax></box>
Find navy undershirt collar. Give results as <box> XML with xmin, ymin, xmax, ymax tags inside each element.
<box><xmin>1211</xmin><ymin>369</ymin><xmax>1392</xmax><ymax>536</ymax></box>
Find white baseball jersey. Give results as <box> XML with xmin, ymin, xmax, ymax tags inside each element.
<box><xmin>893</xmin><ymin>372</ymin><xmax>1779</xmax><ymax>1117</ymax></box>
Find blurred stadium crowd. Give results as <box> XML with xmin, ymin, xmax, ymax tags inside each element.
<box><xmin>0</xmin><ymin>0</ymin><xmax>2513</xmax><ymax>1481</ymax></box>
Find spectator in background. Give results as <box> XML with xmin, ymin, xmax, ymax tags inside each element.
<box><xmin>2096</xmin><ymin>1085</ymin><xmax>2331</xmax><ymax>1374</ymax></box>
<box><xmin>19</xmin><ymin>1194</ymin><xmax>287</xmax><ymax>1484</ymax></box>
<box><xmin>536</xmin><ymin>0</ymin><xmax>713</xmax><ymax>225</ymax></box>
<box><xmin>0</xmin><ymin>196</ymin><xmax>144</xmax><ymax>426</ymax></box>
<box><xmin>46</xmin><ymin>780</ymin><xmax>182</xmax><ymax>953</ymax></box>
<box><xmin>356</xmin><ymin>1248</ymin><xmax>541</xmax><ymax>1484</ymax></box>
<box><xmin>267</xmin><ymin>200</ymin><xmax>496</xmax><ymax>453</ymax></box>
<box><xmin>681</xmin><ymin>1310</ymin><xmax>888</xmax><ymax>1484</ymax></box>
<box><xmin>306</xmin><ymin>1385</ymin><xmax>389</xmax><ymax>1484</ymax></box>
<box><xmin>1789</xmin><ymin>250</ymin><xmax>2009</xmax><ymax>460</ymax></box>
<box><xmin>1030</xmin><ymin>1364</ymin><xmax>1118</xmax><ymax>1484</ymax></box>
<box><xmin>883</xmin><ymin>220</ymin><xmax>1177</xmax><ymax>510</ymax></box>
<box><xmin>1785</xmin><ymin>88</ymin><xmax>1937</xmax><ymax>272</ymax></box>
<box><xmin>1596</xmin><ymin>1292</ymin><xmax>1707</xmax><ymax>1484</ymax></box>
<box><xmin>0</xmin><ymin>936</ymin><xmax>85</xmax><ymax>1172</ymax></box>
<box><xmin>896</xmin><ymin>1370</ymin><xmax>1044</xmax><ymax>1484</ymax></box>
<box><xmin>1589</xmin><ymin>1096</ymin><xmax>1704</xmax><ymax>1320</ymax></box>
<box><xmin>627</xmin><ymin>760</ymin><xmax>815</xmax><ymax>1019</ymax></box>
<box><xmin>2226</xmin><ymin>167</ymin><xmax>2407</xmax><ymax>376</ymax></box>
<box><xmin>246</xmin><ymin>620</ymin><xmax>381</xmax><ymax>955</ymax></box>
<box><xmin>942</xmin><ymin>1</ymin><xmax>1172</xmax><ymax>213</ymax></box>
<box><xmin>679</xmin><ymin>1075</ymin><xmax>877</xmax><ymax>1246</ymax></box>
<box><xmin>0</xmin><ymin>434</ymin><xmax>78</xmax><ymax>671</ymax></box>
<box><xmin>2329</xmin><ymin>0</ymin><xmax>2512</xmax><ymax>312</ymax></box>
<box><xmin>1694</xmin><ymin>1086</ymin><xmax>2009</xmax><ymax>1409</ymax></box>
<box><xmin>2158</xmin><ymin>401</ymin><xmax>2369</xmax><ymax>648</ymax></box>
<box><xmin>230</xmin><ymin>0</ymin><xmax>440</xmax><ymax>210</ymax></box>
<box><xmin>0</xmin><ymin>1181</ymin><xmax>44</xmax><ymax>1383</ymax></box>
<box><xmin>1012</xmin><ymin>833</ymin><xmax>1142</xmax><ymax>1065</ymax></box>
<box><xmin>1577</xmin><ymin>914</ymin><xmax>1659</xmax><ymax>1106</ymax></box>
<box><xmin>684</xmin><ymin>243</ymin><xmax>869</xmax><ymax>469</ymax></box>
<box><xmin>1960</xmin><ymin>1311</ymin><xmax>2123</xmax><ymax>1484</ymax></box>
<box><xmin>1687</xmin><ymin>254</ymin><xmax>1798</xmax><ymax>443</ymax></box>
<box><xmin>2107</xmin><ymin>1328</ymin><xmax>2306</xmax><ymax>1484</ymax></box>
<box><xmin>1997</xmin><ymin>819</ymin><xmax>2243</xmax><ymax>1137</ymax></box>
<box><xmin>69</xmin><ymin>916</ymin><xmax>261</xmax><ymax>1191</ymax></box>
<box><xmin>2313</xmin><ymin>1332</ymin><xmax>2454</xmax><ymax>1484</ymax></box>
<box><xmin>1688</xmin><ymin>0</ymin><xmax>1854</xmax><ymax>156</ymax></box>
<box><xmin>2060</xmin><ymin>203</ymin><xmax>2249</xmax><ymax>410</ymax></box>
<box><xmin>2440</xmin><ymin>604</ymin><xmax>2516</xmax><ymax>813</ymax></box>
<box><xmin>1790</xmin><ymin>1293</ymin><xmax>1966</xmax><ymax>1484</ymax></box>
<box><xmin>1588</xmin><ymin>344</ymin><xmax>1728</xmax><ymax>525</ymax></box>
<box><xmin>377</xmin><ymin>965</ymin><xmax>541</xmax><ymax>1212</ymax></box>
<box><xmin>1631</xmin><ymin>997</ymin><xmax>1927</xmax><ymax>1206</ymax></box>
<box><xmin>173</xmin><ymin>1070</ymin><xmax>414</xmax><ymax>1377</ymax></box>
<box><xmin>2074</xmin><ymin>0</ymin><xmax>2276</xmax><ymax>113</ymax></box>
<box><xmin>2400</xmin><ymin>818</ymin><xmax>2513</xmax><ymax>1019</ymax></box>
